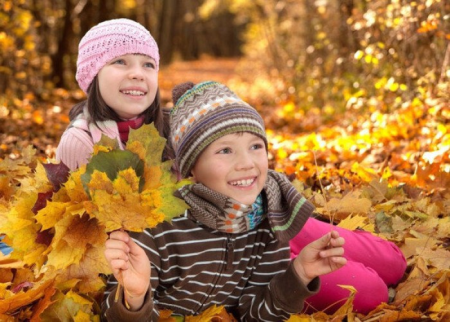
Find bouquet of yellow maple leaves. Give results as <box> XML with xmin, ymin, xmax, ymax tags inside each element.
<box><xmin>0</xmin><ymin>124</ymin><xmax>190</xmax><ymax>320</ymax></box>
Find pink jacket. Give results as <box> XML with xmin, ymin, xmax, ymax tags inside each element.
<box><xmin>56</xmin><ymin>107</ymin><xmax>124</xmax><ymax>170</ymax></box>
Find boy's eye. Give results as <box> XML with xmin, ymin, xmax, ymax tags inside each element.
<box><xmin>218</xmin><ymin>148</ymin><xmax>232</xmax><ymax>154</ymax></box>
<box><xmin>144</xmin><ymin>62</ymin><xmax>155</xmax><ymax>68</ymax></box>
<box><xmin>251</xmin><ymin>143</ymin><xmax>264</xmax><ymax>150</ymax></box>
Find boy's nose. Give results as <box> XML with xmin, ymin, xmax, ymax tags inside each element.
<box><xmin>235</xmin><ymin>153</ymin><xmax>254</xmax><ymax>170</ymax></box>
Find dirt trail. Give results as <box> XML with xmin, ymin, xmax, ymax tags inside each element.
<box><xmin>159</xmin><ymin>58</ymin><xmax>240</xmax><ymax>106</ymax></box>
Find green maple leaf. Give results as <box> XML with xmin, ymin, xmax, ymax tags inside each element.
<box><xmin>81</xmin><ymin>149</ymin><xmax>145</xmax><ymax>193</ymax></box>
<box><xmin>127</xmin><ymin>123</ymin><xmax>167</xmax><ymax>167</ymax></box>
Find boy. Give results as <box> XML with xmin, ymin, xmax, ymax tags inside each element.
<box><xmin>102</xmin><ymin>81</ymin><xmax>346</xmax><ymax>321</ymax></box>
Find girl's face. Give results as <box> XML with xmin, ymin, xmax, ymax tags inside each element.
<box><xmin>191</xmin><ymin>132</ymin><xmax>268</xmax><ymax>205</ymax></box>
<box><xmin>97</xmin><ymin>54</ymin><xmax>158</xmax><ymax>120</ymax></box>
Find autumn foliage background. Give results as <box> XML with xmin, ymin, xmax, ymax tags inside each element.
<box><xmin>1</xmin><ymin>0</ymin><xmax>450</xmax><ymax>321</ymax></box>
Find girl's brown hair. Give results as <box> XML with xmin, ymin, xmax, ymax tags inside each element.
<box><xmin>69</xmin><ymin>76</ymin><xmax>174</xmax><ymax>160</ymax></box>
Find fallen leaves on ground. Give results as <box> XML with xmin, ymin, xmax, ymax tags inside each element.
<box><xmin>1</xmin><ymin>59</ymin><xmax>449</xmax><ymax>320</ymax></box>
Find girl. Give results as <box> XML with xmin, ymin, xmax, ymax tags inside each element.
<box><xmin>291</xmin><ymin>218</ymin><xmax>406</xmax><ymax>314</ymax></box>
<box><xmin>56</xmin><ymin>18</ymin><xmax>171</xmax><ymax>170</ymax></box>
<box><xmin>102</xmin><ymin>81</ymin><xmax>347</xmax><ymax>321</ymax></box>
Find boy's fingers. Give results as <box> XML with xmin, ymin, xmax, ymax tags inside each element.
<box><xmin>330</xmin><ymin>236</ymin><xmax>345</xmax><ymax>247</ymax></box>
<box><xmin>105</xmin><ymin>249</ymin><xmax>129</xmax><ymax>261</ymax></box>
<box><xmin>317</xmin><ymin>232</ymin><xmax>332</xmax><ymax>247</ymax></box>
<box><xmin>320</xmin><ymin>246</ymin><xmax>344</xmax><ymax>258</ymax></box>
<box><xmin>332</xmin><ymin>256</ymin><xmax>347</xmax><ymax>266</ymax></box>
<box><xmin>109</xmin><ymin>230</ymin><xmax>130</xmax><ymax>242</ymax></box>
<box><xmin>127</xmin><ymin>236</ymin><xmax>143</xmax><ymax>254</ymax></box>
<box><xmin>330</xmin><ymin>230</ymin><xmax>340</xmax><ymax>238</ymax></box>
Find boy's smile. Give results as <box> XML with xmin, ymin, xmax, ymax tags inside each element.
<box><xmin>191</xmin><ymin>132</ymin><xmax>268</xmax><ymax>205</ymax></box>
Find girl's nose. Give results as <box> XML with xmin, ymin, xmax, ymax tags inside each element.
<box><xmin>128</xmin><ymin>66</ymin><xmax>144</xmax><ymax>80</ymax></box>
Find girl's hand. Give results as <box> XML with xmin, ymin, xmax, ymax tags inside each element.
<box><xmin>293</xmin><ymin>230</ymin><xmax>347</xmax><ymax>285</ymax></box>
<box><xmin>105</xmin><ymin>230</ymin><xmax>151</xmax><ymax>310</ymax></box>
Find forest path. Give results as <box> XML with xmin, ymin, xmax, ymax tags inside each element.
<box><xmin>159</xmin><ymin>58</ymin><xmax>240</xmax><ymax>106</ymax></box>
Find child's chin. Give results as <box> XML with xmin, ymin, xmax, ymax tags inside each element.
<box><xmin>234</xmin><ymin>195</ymin><xmax>258</xmax><ymax>206</ymax></box>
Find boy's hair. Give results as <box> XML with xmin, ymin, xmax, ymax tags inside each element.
<box><xmin>170</xmin><ymin>81</ymin><xmax>267</xmax><ymax>178</ymax></box>
<box><xmin>76</xmin><ymin>18</ymin><xmax>159</xmax><ymax>93</ymax></box>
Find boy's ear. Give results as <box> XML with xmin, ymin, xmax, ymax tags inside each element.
<box><xmin>190</xmin><ymin>169</ymin><xmax>198</xmax><ymax>182</ymax></box>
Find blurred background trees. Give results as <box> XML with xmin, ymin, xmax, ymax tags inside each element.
<box><xmin>1</xmin><ymin>0</ymin><xmax>449</xmax><ymax>124</ymax></box>
<box><xmin>1</xmin><ymin>0</ymin><xmax>243</xmax><ymax>95</ymax></box>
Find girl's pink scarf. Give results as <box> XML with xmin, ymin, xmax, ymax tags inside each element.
<box><xmin>117</xmin><ymin>116</ymin><xmax>145</xmax><ymax>143</ymax></box>
<box><xmin>71</xmin><ymin>105</ymin><xmax>145</xmax><ymax>149</ymax></box>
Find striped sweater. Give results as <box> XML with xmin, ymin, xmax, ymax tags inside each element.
<box><xmin>102</xmin><ymin>172</ymin><xmax>316</xmax><ymax>321</ymax></box>
<box><xmin>102</xmin><ymin>222</ymin><xmax>318</xmax><ymax>321</ymax></box>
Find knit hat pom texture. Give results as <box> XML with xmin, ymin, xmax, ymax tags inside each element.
<box><xmin>76</xmin><ymin>18</ymin><xmax>160</xmax><ymax>93</ymax></box>
<box><xmin>172</xmin><ymin>82</ymin><xmax>195</xmax><ymax>105</ymax></box>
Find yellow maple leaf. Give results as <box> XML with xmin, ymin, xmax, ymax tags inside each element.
<box><xmin>332</xmin><ymin>285</ymin><xmax>356</xmax><ymax>317</ymax></box>
<box><xmin>143</xmin><ymin>165</ymin><xmax>163</xmax><ymax>190</ymax></box>
<box><xmin>79</xmin><ymin>125</ymin><xmax>190</xmax><ymax>232</ymax></box>
<box><xmin>38</xmin><ymin>288</ymin><xmax>99</xmax><ymax>321</ymax></box>
<box><xmin>35</xmin><ymin>201</ymin><xmax>70</xmax><ymax>231</ymax></box>
<box><xmin>29</xmin><ymin>280</ymin><xmax>57</xmax><ymax>321</ymax></box>
<box><xmin>52</xmin><ymin>243</ymin><xmax>111</xmax><ymax>293</ymax></box>
<box><xmin>46</xmin><ymin>213</ymin><xmax>108</xmax><ymax>272</ymax></box>
<box><xmin>127</xmin><ymin>123</ymin><xmax>167</xmax><ymax>167</ymax></box>
<box><xmin>351</xmin><ymin>163</ymin><xmax>379</xmax><ymax>182</ymax></box>
<box><xmin>337</xmin><ymin>214</ymin><xmax>375</xmax><ymax>233</ymax></box>
<box><xmin>325</xmin><ymin>190</ymin><xmax>372</xmax><ymax>220</ymax></box>
<box><xmin>86</xmin><ymin>170</ymin><xmax>114</xmax><ymax>194</ymax></box>
<box><xmin>185</xmin><ymin>305</ymin><xmax>236</xmax><ymax>322</ymax></box>
<box><xmin>86</xmin><ymin>185</ymin><xmax>155</xmax><ymax>232</ymax></box>
<box><xmin>147</xmin><ymin>183</ymin><xmax>191</xmax><ymax>222</ymax></box>
<box><xmin>1</xmin><ymin>192</ymin><xmax>46</xmax><ymax>267</ymax></box>
<box><xmin>416</xmin><ymin>247</ymin><xmax>450</xmax><ymax>271</ymax></box>
<box><xmin>16</xmin><ymin>162</ymin><xmax>52</xmax><ymax>196</ymax></box>
<box><xmin>0</xmin><ymin>176</ymin><xmax>14</xmax><ymax>202</ymax></box>
<box><xmin>63</xmin><ymin>166</ymin><xmax>90</xmax><ymax>202</ymax></box>
<box><xmin>401</xmin><ymin>237</ymin><xmax>437</xmax><ymax>259</ymax></box>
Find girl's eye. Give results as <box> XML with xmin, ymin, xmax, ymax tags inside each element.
<box><xmin>144</xmin><ymin>62</ymin><xmax>155</xmax><ymax>69</ymax></box>
<box><xmin>112</xmin><ymin>59</ymin><xmax>125</xmax><ymax>65</ymax></box>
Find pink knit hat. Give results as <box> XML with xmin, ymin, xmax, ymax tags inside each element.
<box><xmin>76</xmin><ymin>18</ymin><xmax>160</xmax><ymax>93</ymax></box>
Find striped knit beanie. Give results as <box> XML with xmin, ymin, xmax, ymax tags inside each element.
<box><xmin>171</xmin><ymin>81</ymin><xmax>268</xmax><ymax>178</ymax></box>
<box><xmin>76</xmin><ymin>18</ymin><xmax>160</xmax><ymax>93</ymax></box>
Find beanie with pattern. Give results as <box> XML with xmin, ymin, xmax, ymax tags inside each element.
<box><xmin>76</xmin><ymin>18</ymin><xmax>159</xmax><ymax>93</ymax></box>
<box><xmin>170</xmin><ymin>81</ymin><xmax>267</xmax><ymax>178</ymax></box>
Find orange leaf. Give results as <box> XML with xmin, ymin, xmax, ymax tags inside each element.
<box><xmin>0</xmin><ymin>279</ymin><xmax>53</xmax><ymax>314</ymax></box>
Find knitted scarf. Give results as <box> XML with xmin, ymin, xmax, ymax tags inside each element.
<box><xmin>117</xmin><ymin>116</ymin><xmax>145</xmax><ymax>142</ymax></box>
<box><xmin>70</xmin><ymin>105</ymin><xmax>145</xmax><ymax>147</ymax></box>
<box><xmin>176</xmin><ymin>170</ymin><xmax>314</xmax><ymax>242</ymax></box>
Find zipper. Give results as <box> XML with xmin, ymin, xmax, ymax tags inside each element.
<box><xmin>225</xmin><ymin>235</ymin><xmax>234</xmax><ymax>271</ymax></box>
<box><xmin>195</xmin><ymin>234</ymin><xmax>234</xmax><ymax>314</ymax></box>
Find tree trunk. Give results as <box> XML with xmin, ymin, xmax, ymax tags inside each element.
<box><xmin>51</xmin><ymin>0</ymin><xmax>73</xmax><ymax>88</ymax></box>
<box><xmin>158</xmin><ymin>0</ymin><xmax>178</xmax><ymax>64</ymax></box>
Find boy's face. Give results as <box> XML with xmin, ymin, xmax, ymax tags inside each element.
<box><xmin>191</xmin><ymin>132</ymin><xmax>268</xmax><ymax>205</ymax></box>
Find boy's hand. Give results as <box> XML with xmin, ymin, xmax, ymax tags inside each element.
<box><xmin>293</xmin><ymin>230</ymin><xmax>346</xmax><ymax>285</ymax></box>
<box><xmin>105</xmin><ymin>230</ymin><xmax>151</xmax><ymax>310</ymax></box>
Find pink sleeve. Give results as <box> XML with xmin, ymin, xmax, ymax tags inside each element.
<box><xmin>56</xmin><ymin>127</ymin><xmax>94</xmax><ymax>171</ymax></box>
